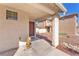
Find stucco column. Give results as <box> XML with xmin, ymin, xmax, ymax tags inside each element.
<box><xmin>52</xmin><ymin>16</ymin><xmax>59</xmax><ymax>47</ymax></box>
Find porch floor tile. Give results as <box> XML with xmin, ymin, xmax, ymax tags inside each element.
<box><xmin>14</xmin><ymin>40</ymin><xmax>69</xmax><ymax>56</ymax></box>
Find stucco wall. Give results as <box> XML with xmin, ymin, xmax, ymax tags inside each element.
<box><xmin>76</xmin><ymin>27</ymin><xmax>79</xmax><ymax>34</ymax></box>
<box><xmin>59</xmin><ymin>16</ymin><xmax>76</xmax><ymax>35</ymax></box>
<box><xmin>0</xmin><ymin>5</ymin><xmax>29</xmax><ymax>52</ymax></box>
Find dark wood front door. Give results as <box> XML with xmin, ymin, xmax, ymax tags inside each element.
<box><xmin>29</xmin><ymin>22</ymin><xmax>35</xmax><ymax>36</ymax></box>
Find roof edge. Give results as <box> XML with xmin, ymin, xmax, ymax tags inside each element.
<box><xmin>60</xmin><ymin>13</ymin><xmax>78</xmax><ymax>20</ymax></box>
<box><xmin>55</xmin><ymin>3</ymin><xmax>67</xmax><ymax>12</ymax></box>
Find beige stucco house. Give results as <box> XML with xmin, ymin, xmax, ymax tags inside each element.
<box><xmin>59</xmin><ymin>14</ymin><xmax>78</xmax><ymax>35</ymax></box>
<box><xmin>0</xmin><ymin>3</ymin><xmax>67</xmax><ymax>54</ymax></box>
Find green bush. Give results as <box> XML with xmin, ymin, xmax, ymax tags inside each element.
<box><xmin>59</xmin><ymin>33</ymin><xmax>67</xmax><ymax>35</ymax></box>
<box><xmin>19</xmin><ymin>37</ymin><xmax>21</xmax><ymax>41</ymax></box>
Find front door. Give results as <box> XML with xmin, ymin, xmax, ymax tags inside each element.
<box><xmin>29</xmin><ymin>22</ymin><xmax>35</xmax><ymax>36</ymax></box>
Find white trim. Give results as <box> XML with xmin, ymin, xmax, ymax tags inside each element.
<box><xmin>55</xmin><ymin>3</ymin><xmax>67</xmax><ymax>12</ymax></box>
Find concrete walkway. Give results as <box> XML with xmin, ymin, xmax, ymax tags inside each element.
<box><xmin>14</xmin><ymin>39</ymin><xmax>69</xmax><ymax>56</ymax></box>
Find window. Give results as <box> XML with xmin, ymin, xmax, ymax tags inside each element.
<box><xmin>6</xmin><ymin>10</ymin><xmax>18</xmax><ymax>20</ymax></box>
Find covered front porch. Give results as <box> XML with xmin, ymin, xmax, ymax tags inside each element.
<box><xmin>28</xmin><ymin>3</ymin><xmax>67</xmax><ymax>47</ymax></box>
<box><xmin>17</xmin><ymin>3</ymin><xmax>67</xmax><ymax>56</ymax></box>
<box><xmin>0</xmin><ymin>3</ymin><xmax>67</xmax><ymax>56</ymax></box>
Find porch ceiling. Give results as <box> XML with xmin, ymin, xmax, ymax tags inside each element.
<box><xmin>1</xmin><ymin>3</ymin><xmax>67</xmax><ymax>20</ymax></box>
